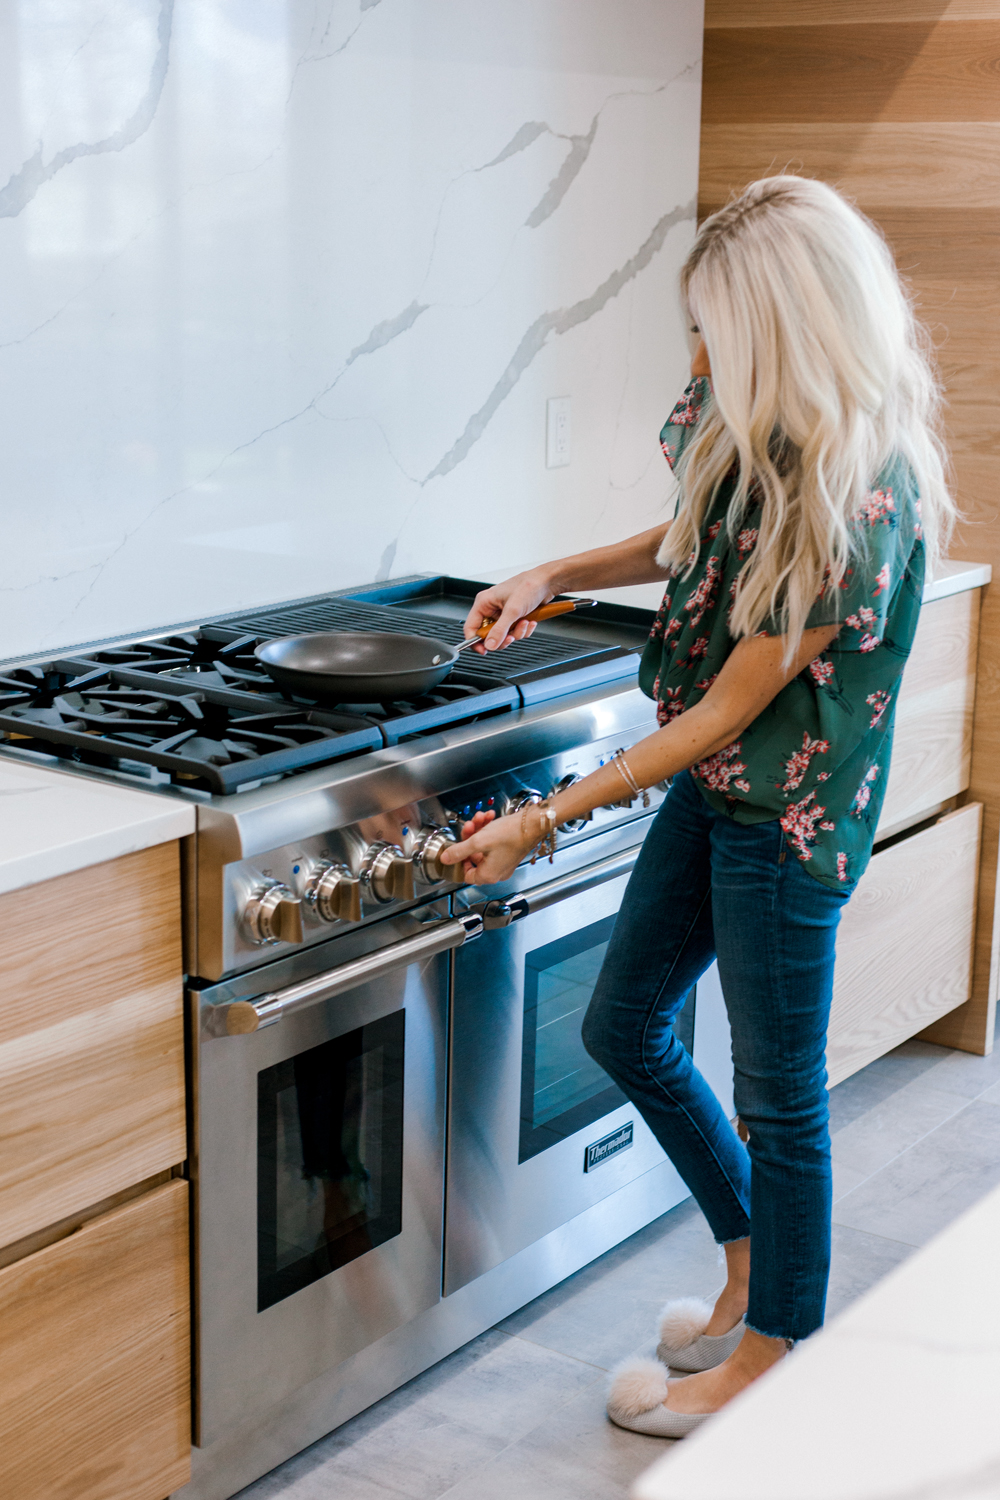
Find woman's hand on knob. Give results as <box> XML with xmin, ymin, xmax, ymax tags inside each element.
<box><xmin>438</xmin><ymin>809</ymin><xmax>533</xmax><ymax>885</ymax></box>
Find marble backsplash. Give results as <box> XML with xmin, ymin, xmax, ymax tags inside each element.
<box><xmin>0</xmin><ymin>0</ymin><xmax>703</xmax><ymax>659</ymax></box>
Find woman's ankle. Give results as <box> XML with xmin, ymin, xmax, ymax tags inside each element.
<box><xmin>705</xmin><ymin>1285</ymin><xmax>749</xmax><ymax>1336</ymax></box>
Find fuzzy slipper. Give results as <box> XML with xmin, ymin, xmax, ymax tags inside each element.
<box><xmin>606</xmin><ymin>1357</ymin><xmax>709</xmax><ymax>1438</ymax></box>
<box><xmin>656</xmin><ymin>1297</ymin><xmax>746</xmax><ymax>1372</ymax></box>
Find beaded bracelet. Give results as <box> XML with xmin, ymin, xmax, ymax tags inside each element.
<box><xmin>521</xmin><ymin>798</ymin><xmax>558</xmax><ymax>864</ymax></box>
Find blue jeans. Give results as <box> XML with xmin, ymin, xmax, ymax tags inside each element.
<box><xmin>581</xmin><ymin>770</ymin><xmax>849</xmax><ymax>1341</ymax></box>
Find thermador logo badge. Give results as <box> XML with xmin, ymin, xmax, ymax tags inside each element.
<box><xmin>584</xmin><ymin>1121</ymin><xmax>634</xmax><ymax>1172</ymax></box>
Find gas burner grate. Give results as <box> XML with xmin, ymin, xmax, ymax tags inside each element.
<box><xmin>221</xmin><ymin>597</ymin><xmax>627</xmax><ymax>681</ymax></box>
<box><xmin>0</xmin><ymin>582</ymin><xmax>641</xmax><ymax>793</ymax></box>
<box><xmin>0</xmin><ymin>630</ymin><xmax>519</xmax><ymax>793</ymax></box>
<box><xmin>0</xmin><ymin>659</ymin><xmax>384</xmax><ymax>794</ymax></box>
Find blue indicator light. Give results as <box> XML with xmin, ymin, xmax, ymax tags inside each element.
<box><xmin>292</xmin><ymin>864</ymin><xmax>300</xmax><ymax>874</ymax></box>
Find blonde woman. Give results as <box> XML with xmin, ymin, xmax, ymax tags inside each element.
<box><xmin>439</xmin><ymin>175</ymin><xmax>952</xmax><ymax>1436</ymax></box>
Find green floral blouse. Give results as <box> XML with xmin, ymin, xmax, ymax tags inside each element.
<box><xmin>639</xmin><ymin>377</ymin><xmax>925</xmax><ymax>891</ymax></box>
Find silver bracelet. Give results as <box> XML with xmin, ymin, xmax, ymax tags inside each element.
<box><xmin>611</xmin><ymin>749</ymin><xmax>650</xmax><ymax>809</ymax></box>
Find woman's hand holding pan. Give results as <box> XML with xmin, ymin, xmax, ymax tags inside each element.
<box><xmin>464</xmin><ymin>568</ymin><xmax>556</xmax><ymax>652</ymax></box>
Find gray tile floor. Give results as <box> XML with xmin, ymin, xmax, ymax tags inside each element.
<box><xmin>239</xmin><ymin>1035</ymin><xmax>1000</xmax><ymax>1500</ymax></box>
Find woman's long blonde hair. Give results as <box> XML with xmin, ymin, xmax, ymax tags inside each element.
<box><xmin>658</xmin><ymin>175</ymin><xmax>955</xmax><ymax>654</ymax></box>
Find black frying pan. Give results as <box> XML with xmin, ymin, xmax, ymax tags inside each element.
<box><xmin>254</xmin><ymin>599</ymin><xmax>596</xmax><ymax>701</ymax></box>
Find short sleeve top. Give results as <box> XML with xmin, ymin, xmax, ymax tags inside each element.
<box><xmin>638</xmin><ymin>377</ymin><xmax>925</xmax><ymax>891</ymax></box>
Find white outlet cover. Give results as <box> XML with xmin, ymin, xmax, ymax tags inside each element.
<box><xmin>546</xmin><ymin>396</ymin><xmax>572</xmax><ymax>468</ymax></box>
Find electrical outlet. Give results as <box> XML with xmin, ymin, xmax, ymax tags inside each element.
<box><xmin>546</xmin><ymin>396</ymin><xmax>571</xmax><ymax>468</ymax></box>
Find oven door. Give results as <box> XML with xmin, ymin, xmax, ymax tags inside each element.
<box><xmin>445</xmin><ymin>846</ymin><xmax>678</xmax><ymax>1296</ymax></box>
<box><xmin>192</xmin><ymin>904</ymin><xmax>475</xmax><ymax>1445</ymax></box>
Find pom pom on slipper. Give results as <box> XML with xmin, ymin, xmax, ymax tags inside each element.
<box><xmin>607</xmin><ymin>1357</ymin><xmax>670</xmax><ymax>1419</ymax></box>
<box><xmin>657</xmin><ymin>1297</ymin><xmax>713</xmax><ymax>1351</ymax></box>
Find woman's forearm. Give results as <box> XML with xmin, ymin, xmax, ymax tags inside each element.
<box><xmin>542</xmin><ymin>524</ymin><xmax>672</xmax><ymax>593</ymax></box>
<box><xmin>466</xmin><ymin>523</ymin><xmax>673</xmax><ymax>648</ymax></box>
<box><xmin>546</xmin><ymin>624</ymin><xmax>840</xmax><ymax>827</ymax></box>
<box><xmin>545</xmin><ymin>700</ymin><xmax>732</xmax><ymax>827</ymax></box>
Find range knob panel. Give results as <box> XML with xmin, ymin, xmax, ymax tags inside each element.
<box><xmin>243</xmin><ymin>882</ymin><xmax>305</xmax><ymax>946</ymax></box>
<box><xmin>306</xmin><ymin>861</ymin><xmax>362</xmax><ymax>924</ymax></box>
<box><xmin>360</xmin><ymin>841</ymin><xmax>415</xmax><ymax>904</ymax></box>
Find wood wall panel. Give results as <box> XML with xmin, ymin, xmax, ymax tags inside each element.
<box><xmin>709</xmin><ymin>2</ymin><xmax>1000</xmax><ymax>24</ymax></box>
<box><xmin>0</xmin><ymin>1181</ymin><xmax>190</xmax><ymax>1500</ymax></box>
<box><xmin>0</xmin><ymin>842</ymin><xmax>187</xmax><ymax>1248</ymax></box>
<box><xmin>699</xmin><ymin>124</ymin><xmax>1000</xmax><ymax>214</ymax></box>
<box><xmin>704</xmin><ymin>25</ymin><xmax>1000</xmax><ymax>123</ymax></box>
<box><xmin>702</xmin><ymin>0</ymin><xmax>1000</xmax><ymax>1053</ymax></box>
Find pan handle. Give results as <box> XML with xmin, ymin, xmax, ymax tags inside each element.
<box><xmin>471</xmin><ymin>597</ymin><xmax>597</xmax><ymax>640</ymax></box>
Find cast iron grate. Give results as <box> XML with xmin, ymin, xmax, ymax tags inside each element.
<box><xmin>221</xmin><ymin>597</ymin><xmax>628</xmax><ymax>681</ymax></box>
<box><xmin>0</xmin><ymin>631</ymin><xmax>518</xmax><ymax>794</ymax></box>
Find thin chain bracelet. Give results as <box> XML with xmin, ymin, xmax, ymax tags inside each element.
<box><xmin>611</xmin><ymin>748</ymin><xmax>651</xmax><ymax>808</ymax></box>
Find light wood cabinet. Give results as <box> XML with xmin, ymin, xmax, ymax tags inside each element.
<box><xmin>877</xmin><ymin>588</ymin><xmax>980</xmax><ymax>840</ymax></box>
<box><xmin>0</xmin><ymin>841</ymin><xmax>186</xmax><ymax>1249</ymax></box>
<box><xmin>0</xmin><ymin>1180</ymin><xmax>191</xmax><ymax>1500</ymax></box>
<box><xmin>828</xmin><ymin>802</ymin><xmax>981</xmax><ymax>1087</ymax></box>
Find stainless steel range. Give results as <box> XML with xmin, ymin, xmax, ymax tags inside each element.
<box><xmin>0</xmin><ymin>576</ymin><xmax>734</xmax><ymax>1500</ymax></box>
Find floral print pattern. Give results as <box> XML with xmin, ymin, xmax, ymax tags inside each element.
<box><xmin>694</xmin><ymin>741</ymin><xmax>751</xmax><ymax>795</ymax></box>
<box><xmin>638</xmin><ymin>377</ymin><xmax>926</xmax><ymax>892</ymax></box>
<box><xmin>866</xmin><ymin>690</ymin><xmax>891</xmax><ymax>728</ymax></box>
<box><xmin>780</xmin><ymin>732</ymin><xmax>831</xmax><ymax>793</ymax></box>
<box><xmin>780</xmin><ymin>792</ymin><xmax>828</xmax><ymax>861</ymax></box>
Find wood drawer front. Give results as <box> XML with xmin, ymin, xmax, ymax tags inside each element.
<box><xmin>0</xmin><ymin>842</ymin><xmax>186</xmax><ymax>1249</ymax></box>
<box><xmin>877</xmin><ymin>588</ymin><xmax>980</xmax><ymax>838</ymax></box>
<box><xmin>828</xmin><ymin>801</ymin><xmax>981</xmax><ymax>1088</ymax></box>
<box><xmin>0</xmin><ymin>1180</ymin><xmax>190</xmax><ymax>1500</ymax></box>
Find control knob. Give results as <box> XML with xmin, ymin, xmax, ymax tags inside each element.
<box><xmin>305</xmin><ymin>861</ymin><xmax>362</xmax><ymax>924</ymax></box>
<box><xmin>502</xmin><ymin>788</ymin><xmax>543</xmax><ymax>817</ymax></box>
<box><xmin>244</xmin><ymin>882</ymin><xmax>304</xmax><ymax>946</ymax></box>
<box><xmin>412</xmin><ymin>825</ymin><xmax>461</xmax><ymax>885</ymax></box>
<box><xmin>360</xmin><ymin>841</ymin><xmax>416</xmax><ymax>904</ymax></box>
<box><xmin>551</xmin><ymin>773</ymin><xmax>592</xmax><ymax>833</ymax></box>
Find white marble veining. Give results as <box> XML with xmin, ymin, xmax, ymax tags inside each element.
<box><xmin>0</xmin><ymin>757</ymin><xmax>193</xmax><ymax>893</ymax></box>
<box><xmin>0</xmin><ymin>0</ymin><xmax>703</xmax><ymax>660</ymax></box>
<box><xmin>634</xmin><ymin>1177</ymin><xmax>1000</xmax><ymax>1500</ymax></box>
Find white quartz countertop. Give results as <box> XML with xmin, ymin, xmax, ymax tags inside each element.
<box><xmin>475</xmin><ymin>558</ymin><xmax>990</xmax><ymax>613</ymax></box>
<box><xmin>0</xmin><ymin>759</ymin><xmax>194</xmax><ymax>896</ymax></box>
<box><xmin>634</xmin><ymin>1177</ymin><xmax>1000</xmax><ymax>1500</ymax></box>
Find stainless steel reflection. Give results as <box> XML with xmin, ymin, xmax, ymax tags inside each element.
<box><xmin>185</xmin><ymin>672</ymin><xmax>675</xmax><ymax>1459</ymax></box>
<box><xmin>191</xmin><ymin>683</ymin><xmax>660</xmax><ymax>981</ymax></box>
<box><xmin>192</xmin><ymin>904</ymin><xmax>452</xmax><ymax>1446</ymax></box>
<box><xmin>211</xmin><ymin>911</ymin><xmax>483</xmax><ymax>1036</ymax></box>
<box><xmin>445</xmin><ymin>831</ymin><xmax>665</xmax><ymax>1296</ymax></box>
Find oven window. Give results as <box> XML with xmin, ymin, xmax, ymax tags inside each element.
<box><xmin>257</xmin><ymin>1011</ymin><xmax>404</xmax><ymax>1311</ymax></box>
<box><xmin>519</xmin><ymin>915</ymin><xmax>625</xmax><ymax>1164</ymax></box>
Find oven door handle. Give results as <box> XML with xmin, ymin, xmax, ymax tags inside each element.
<box><xmin>210</xmin><ymin>911</ymin><xmax>484</xmax><ymax>1037</ymax></box>
<box><xmin>476</xmin><ymin>844</ymin><xmax>640</xmax><ymax>928</ymax></box>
